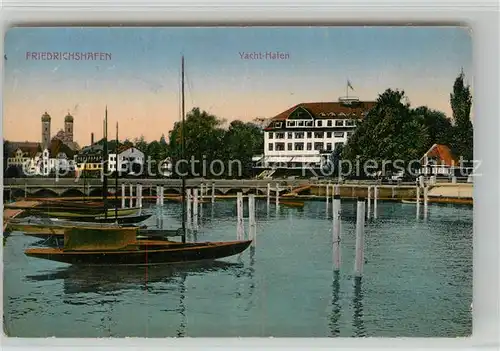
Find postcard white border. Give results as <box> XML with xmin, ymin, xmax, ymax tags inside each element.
<box><xmin>1</xmin><ymin>0</ymin><xmax>499</xmax><ymax>350</ymax></box>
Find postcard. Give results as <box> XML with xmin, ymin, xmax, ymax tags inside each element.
<box><xmin>3</xmin><ymin>26</ymin><xmax>473</xmax><ymax>338</ymax></box>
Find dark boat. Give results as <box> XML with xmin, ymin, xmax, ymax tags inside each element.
<box><xmin>54</xmin><ymin>213</ymin><xmax>151</xmax><ymax>224</ymax></box>
<box><xmin>24</xmin><ymin>227</ymin><xmax>251</xmax><ymax>265</ymax></box>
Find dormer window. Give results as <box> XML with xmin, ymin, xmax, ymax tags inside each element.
<box><xmin>328</xmin><ymin>112</ymin><xmax>335</xmax><ymax>117</ymax></box>
<box><xmin>319</xmin><ymin>112</ymin><xmax>326</xmax><ymax>117</ymax></box>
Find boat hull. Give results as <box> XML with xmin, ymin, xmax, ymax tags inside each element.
<box><xmin>26</xmin><ymin>208</ymin><xmax>140</xmax><ymax>218</ymax></box>
<box><xmin>25</xmin><ymin>240</ymin><xmax>252</xmax><ymax>265</ymax></box>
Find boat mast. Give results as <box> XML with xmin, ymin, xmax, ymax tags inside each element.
<box><xmin>115</xmin><ymin>121</ymin><xmax>119</xmax><ymax>222</ymax></box>
<box><xmin>181</xmin><ymin>56</ymin><xmax>186</xmax><ymax>243</ymax></box>
<box><xmin>103</xmin><ymin>106</ymin><xmax>109</xmax><ymax>219</ymax></box>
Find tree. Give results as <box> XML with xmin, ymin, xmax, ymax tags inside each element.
<box><xmin>168</xmin><ymin>107</ymin><xmax>227</xmax><ymax>177</ymax></box>
<box><xmin>342</xmin><ymin>89</ymin><xmax>430</xmax><ymax>176</ymax></box>
<box><xmin>450</xmin><ymin>71</ymin><xmax>473</xmax><ymax>162</ymax></box>
<box><xmin>223</xmin><ymin>120</ymin><xmax>264</xmax><ymax>178</ymax></box>
<box><xmin>412</xmin><ymin>106</ymin><xmax>453</xmax><ymax>148</ymax></box>
<box><xmin>159</xmin><ymin>134</ymin><xmax>167</xmax><ymax>146</ymax></box>
<box><xmin>133</xmin><ymin>135</ymin><xmax>148</xmax><ymax>153</ymax></box>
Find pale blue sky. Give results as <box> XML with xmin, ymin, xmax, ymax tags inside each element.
<box><xmin>4</xmin><ymin>26</ymin><xmax>472</xmax><ymax>144</ymax></box>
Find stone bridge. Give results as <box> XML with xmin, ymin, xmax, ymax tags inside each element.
<box><xmin>3</xmin><ymin>178</ymin><xmax>314</xmax><ymax>199</ymax></box>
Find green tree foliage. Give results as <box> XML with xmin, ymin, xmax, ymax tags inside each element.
<box><xmin>224</xmin><ymin>120</ymin><xmax>264</xmax><ymax>177</ymax></box>
<box><xmin>168</xmin><ymin>107</ymin><xmax>263</xmax><ymax>178</ymax></box>
<box><xmin>449</xmin><ymin>71</ymin><xmax>473</xmax><ymax>162</ymax></box>
<box><xmin>133</xmin><ymin>135</ymin><xmax>148</xmax><ymax>153</ymax></box>
<box><xmin>342</xmin><ymin>89</ymin><xmax>434</xmax><ymax>175</ymax></box>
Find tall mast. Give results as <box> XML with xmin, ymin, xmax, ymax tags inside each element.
<box><xmin>115</xmin><ymin>121</ymin><xmax>119</xmax><ymax>222</ymax></box>
<box><xmin>103</xmin><ymin>106</ymin><xmax>109</xmax><ymax>219</ymax></box>
<box><xmin>181</xmin><ymin>56</ymin><xmax>186</xmax><ymax>243</ymax></box>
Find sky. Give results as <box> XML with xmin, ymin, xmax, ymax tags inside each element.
<box><xmin>3</xmin><ymin>26</ymin><xmax>472</xmax><ymax>146</ymax></box>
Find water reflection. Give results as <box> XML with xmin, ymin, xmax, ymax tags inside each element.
<box><xmin>25</xmin><ymin>261</ymin><xmax>243</xmax><ymax>296</ymax></box>
<box><xmin>245</xmin><ymin>246</ymin><xmax>256</xmax><ymax>311</ymax></box>
<box><xmin>352</xmin><ymin>276</ymin><xmax>366</xmax><ymax>337</ymax></box>
<box><xmin>328</xmin><ymin>270</ymin><xmax>341</xmax><ymax>336</ymax></box>
<box><xmin>176</xmin><ymin>272</ymin><xmax>187</xmax><ymax>337</ymax></box>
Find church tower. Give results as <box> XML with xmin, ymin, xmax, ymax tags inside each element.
<box><xmin>41</xmin><ymin>111</ymin><xmax>51</xmax><ymax>149</ymax></box>
<box><xmin>64</xmin><ymin>112</ymin><xmax>74</xmax><ymax>142</ymax></box>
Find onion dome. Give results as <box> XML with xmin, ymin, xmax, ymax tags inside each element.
<box><xmin>65</xmin><ymin>112</ymin><xmax>74</xmax><ymax>122</ymax></box>
<box><xmin>41</xmin><ymin>111</ymin><xmax>51</xmax><ymax>122</ymax></box>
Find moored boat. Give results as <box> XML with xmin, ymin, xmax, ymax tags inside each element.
<box><xmin>280</xmin><ymin>200</ymin><xmax>305</xmax><ymax>208</ymax></box>
<box><xmin>24</xmin><ymin>226</ymin><xmax>251</xmax><ymax>265</ymax></box>
<box><xmin>401</xmin><ymin>199</ymin><xmax>418</xmax><ymax>204</ymax></box>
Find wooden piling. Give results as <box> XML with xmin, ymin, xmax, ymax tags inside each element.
<box><xmin>237</xmin><ymin>192</ymin><xmax>244</xmax><ymax>240</ymax></box>
<box><xmin>211</xmin><ymin>183</ymin><xmax>215</xmax><ymax>203</ymax></box>
<box><xmin>129</xmin><ymin>184</ymin><xmax>133</xmax><ymax>208</ymax></box>
<box><xmin>249</xmin><ymin>194</ymin><xmax>256</xmax><ymax>246</ymax></box>
<box><xmin>374</xmin><ymin>186</ymin><xmax>378</xmax><ymax>219</ymax></box>
<box><xmin>186</xmin><ymin>188</ymin><xmax>192</xmax><ymax>230</ymax></box>
<box><xmin>367</xmin><ymin>186</ymin><xmax>371</xmax><ymax>220</ymax></box>
<box><xmin>326</xmin><ymin>183</ymin><xmax>330</xmax><ymax>216</ymax></box>
<box><xmin>193</xmin><ymin>188</ymin><xmax>199</xmax><ymax>230</ymax></box>
<box><xmin>121</xmin><ymin>183</ymin><xmax>126</xmax><ymax>208</ymax></box>
<box><xmin>354</xmin><ymin>197</ymin><xmax>366</xmax><ymax>277</ymax></box>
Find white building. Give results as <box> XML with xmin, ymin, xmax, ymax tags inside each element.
<box><xmin>252</xmin><ymin>97</ymin><xmax>375</xmax><ymax>175</ymax></box>
<box><xmin>108</xmin><ymin>147</ymin><xmax>145</xmax><ymax>174</ymax></box>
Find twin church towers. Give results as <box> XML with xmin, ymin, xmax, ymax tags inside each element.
<box><xmin>41</xmin><ymin>111</ymin><xmax>74</xmax><ymax>149</ymax></box>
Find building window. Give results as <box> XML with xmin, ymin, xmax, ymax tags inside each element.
<box><xmin>294</xmin><ymin>142</ymin><xmax>304</xmax><ymax>151</ymax></box>
<box><xmin>295</xmin><ymin>132</ymin><xmax>304</xmax><ymax>139</ymax></box>
<box><xmin>276</xmin><ymin>142</ymin><xmax>285</xmax><ymax>151</ymax></box>
<box><xmin>326</xmin><ymin>143</ymin><xmax>332</xmax><ymax>151</ymax></box>
<box><xmin>276</xmin><ymin>132</ymin><xmax>285</xmax><ymax>139</ymax></box>
<box><xmin>334</xmin><ymin>142</ymin><xmax>344</xmax><ymax>150</ymax></box>
<box><xmin>314</xmin><ymin>132</ymin><xmax>324</xmax><ymax>138</ymax></box>
<box><xmin>326</xmin><ymin>132</ymin><xmax>332</xmax><ymax>138</ymax></box>
<box><xmin>314</xmin><ymin>142</ymin><xmax>324</xmax><ymax>151</ymax></box>
<box><xmin>345</xmin><ymin>120</ymin><xmax>355</xmax><ymax>126</ymax></box>
<box><xmin>307</xmin><ymin>143</ymin><xmax>312</xmax><ymax>150</ymax></box>
<box><xmin>317</xmin><ymin>120</ymin><xmax>323</xmax><ymax>127</ymax></box>
<box><xmin>334</xmin><ymin>132</ymin><xmax>344</xmax><ymax>138</ymax></box>
<box><xmin>307</xmin><ymin>132</ymin><xmax>312</xmax><ymax>138</ymax></box>
<box><xmin>335</xmin><ymin>120</ymin><xmax>344</xmax><ymax>127</ymax></box>
<box><xmin>269</xmin><ymin>143</ymin><xmax>273</xmax><ymax>151</ymax></box>
<box><xmin>287</xmin><ymin>132</ymin><xmax>293</xmax><ymax>139</ymax></box>
<box><xmin>287</xmin><ymin>121</ymin><xmax>296</xmax><ymax>127</ymax></box>
<box><xmin>298</xmin><ymin>121</ymin><xmax>304</xmax><ymax>127</ymax></box>
<box><xmin>327</xmin><ymin>120</ymin><xmax>332</xmax><ymax>127</ymax></box>
<box><xmin>269</xmin><ymin>132</ymin><xmax>274</xmax><ymax>139</ymax></box>
<box><xmin>287</xmin><ymin>143</ymin><xmax>293</xmax><ymax>151</ymax></box>
<box><xmin>306</xmin><ymin>121</ymin><xmax>313</xmax><ymax>126</ymax></box>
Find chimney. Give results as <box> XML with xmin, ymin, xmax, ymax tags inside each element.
<box><xmin>91</xmin><ymin>132</ymin><xmax>94</xmax><ymax>145</ymax></box>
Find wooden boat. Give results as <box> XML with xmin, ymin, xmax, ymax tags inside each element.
<box><xmin>401</xmin><ymin>199</ymin><xmax>418</xmax><ymax>204</ymax></box>
<box><xmin>24</xmin><ymin>207</ymin><xmax>139</xmax><ymax>219</ymax></box>
<box><xmin>51</xmin><ymin>213</ymin><xmax>151</xmax><ymax>224</ymax></box>
<box><xmin>24</xmin><ymin>227</ymin><xmax>251</xmax><ymax>265</ymax></box>
<box><xmin>280</xmin><ymin>200</ymin><xmax>305</xmax><ymax>208</ymax></box>
<box><xmin>6</xmin><ymin>218</ymin><xmax>175</xmax><ymax>240</ymax></box>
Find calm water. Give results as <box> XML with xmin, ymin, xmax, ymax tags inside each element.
<box><xmin>3</xmin><ymin>200</ymin><xmax>472</xmax><ymax>337</ymax></box>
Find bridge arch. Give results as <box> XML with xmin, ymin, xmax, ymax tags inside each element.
<box><xmin>225</xmin><ymin>188</ymin><xmax>243</xmax><ymax>195</ymax></box>
<box><xmin>32</xmin><ymin>188</ymin><xmax>58</xmax><ymax>198</ymax></box>
<box><xmin>60</xmin><ymin>188</ymin><xmax>86</xmax><ymax>197</ymax></box>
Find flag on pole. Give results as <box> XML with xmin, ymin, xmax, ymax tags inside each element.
<box><xmin>347</xmin><ymin>80</ymin><xmax>354</xmax><ymax>91</ymax></box>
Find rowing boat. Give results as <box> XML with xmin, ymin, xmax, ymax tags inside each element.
<box><xmin>24</xmin><ymin>226</ymin><xmax>251</xmax><ymax>265</ymax></box>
